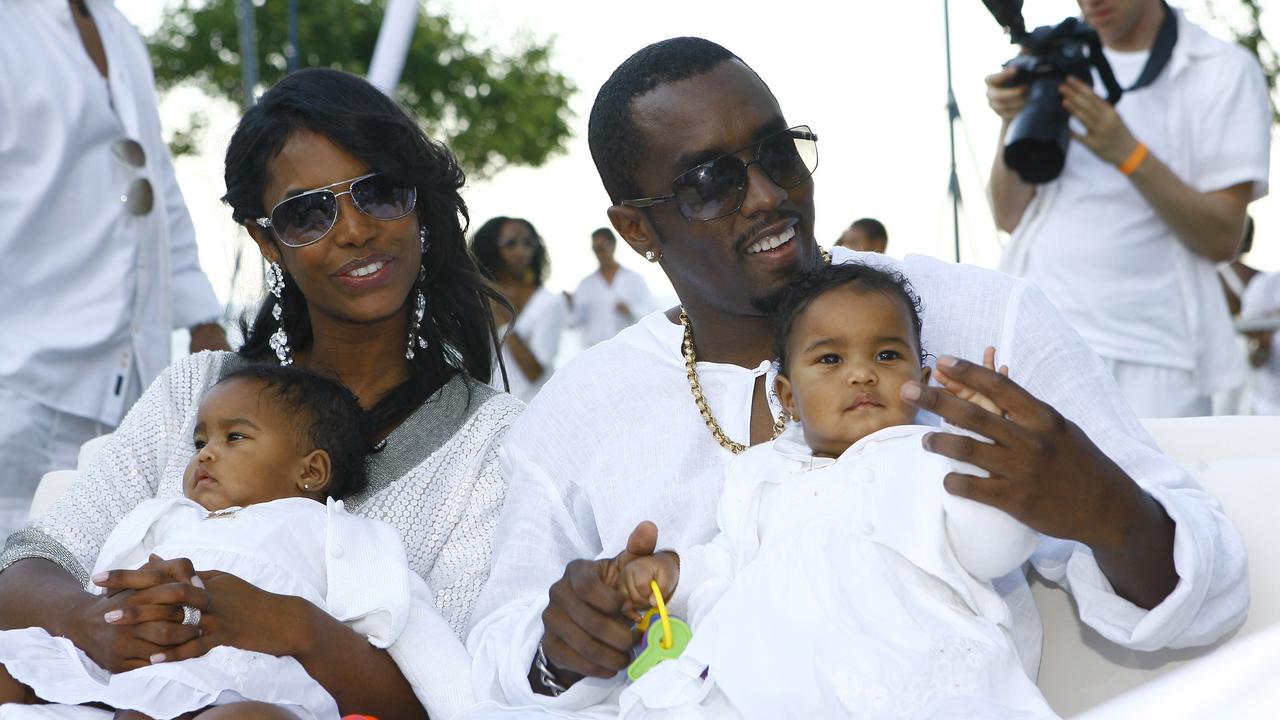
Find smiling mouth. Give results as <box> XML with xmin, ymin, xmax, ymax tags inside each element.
<box><xmin>745</xmin><ymin>225</ymin><xmax>796</xmax><ymax>255</ymax></box>
<box><xmin>344</xmin><ymin>260</ymin><xmax>387</xmax><ymax>278</ymax></box>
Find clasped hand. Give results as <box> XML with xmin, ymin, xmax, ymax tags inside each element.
<box><xmin>75</xmin><ymin>554</ymin><xmax>296</xmax><ymax>672</ymax></box>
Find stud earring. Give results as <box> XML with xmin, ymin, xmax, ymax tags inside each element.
<box><xmin>645</xmin><ymin>250</ymin><xmax>659</xmax><ymax>263</ymax></box>
<box><xmin>303</xmin><ymin>483</ymin><xmax>310</xmax><ymax>490</ymax></box>
<box><xmin>266</xmin><ymin>261</ymin><xmax>293</xmax><ymax>366</ymax></box>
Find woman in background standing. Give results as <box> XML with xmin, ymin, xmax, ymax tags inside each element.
<box><xmin>472</xmin><ymin>217</ymin><xmax>567</xmax><ymax>402</ymax></box>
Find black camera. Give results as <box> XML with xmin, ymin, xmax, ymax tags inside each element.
<box><xmin>982</xmin><ymin>1</ymin><xmax>1116</xmax><ymax>184</ymax></box>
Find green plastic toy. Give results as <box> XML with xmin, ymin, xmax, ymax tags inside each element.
<box><xmin>626</xmin><ymin>581</ymin><xmax>693</xmax><ymax>681</ymax></box>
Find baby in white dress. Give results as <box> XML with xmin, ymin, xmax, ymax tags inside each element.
<box><xmin>616</xmin><ymin>263</ymin><xmax>1058</xmax><ymax>719</ymax></box>
<box><xmin>0</xmin><ymin>365</ymin><xmax>420</xmax><ymax>720</ymax></box>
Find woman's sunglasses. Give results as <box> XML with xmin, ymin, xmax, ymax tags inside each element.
<box><xmin>621</xmin><ymin>125</ymin><xmax>818</xmax><ymax>221</ymax></box>
<box><xmin>254</xmin><ymin>172</ymin><xmax>417</xmax><ymax>248</ymax></box>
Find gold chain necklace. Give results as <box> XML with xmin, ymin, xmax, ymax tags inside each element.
<box><xmin>680</xmin><ymin>308</ymin><xmax>785</xmax><ymax>454</ymax></box>
<box><xmin>679</xmin><ymin>247</ymin><xmax>832</xmax><ymax>454</ymax></box>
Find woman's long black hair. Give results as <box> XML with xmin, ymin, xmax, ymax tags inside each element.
<box><xmin>470</xmin><ymin>216</ymin><xmax>550</xmax><ymax>286</ymax></box>
<box><xmin>222</xmin><ymin>68</ymin><xmax>509</xmax><ymax>429</ymax></box>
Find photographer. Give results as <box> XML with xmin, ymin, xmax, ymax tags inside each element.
<box><xmin>988</xmin><ymin>0</ymin><xmax>1269</xmax><ymax>418</ymax></box>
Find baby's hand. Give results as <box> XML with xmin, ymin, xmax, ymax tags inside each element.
<box><xmin>616</xmin><ymin>552</ymin><xmax>680</xmax><ymax>619</ymax></box>
<box><xmin>935</xmin><ymin>346</ymin><xmax>1009</xmax><ymax>416</ymax></box>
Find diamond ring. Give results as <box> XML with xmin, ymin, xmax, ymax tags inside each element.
<box><xmin>181</xmin><ymin>605</ymin><xmax>202</xmax><ymax>627</ymax></box>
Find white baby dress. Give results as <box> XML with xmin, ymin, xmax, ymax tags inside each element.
<box><xmin>620</xmin><ymin>424</ymin><xmax>1057</xmax><ymax>720</ymax></box>
<box><xmin>0</xmin><ymin>496</ymin><xmax>414</xmax><ymax>719</ymax></box>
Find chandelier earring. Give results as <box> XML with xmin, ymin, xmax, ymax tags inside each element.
<box><xmin>266</xmin><ymin>261</ymin><xmax>293</xmax><ymax>366</ymax></box>
<box><xmin>406</xmin><ymin>234</ymin><xmax>429</xmax><ymax>360</ymax></box>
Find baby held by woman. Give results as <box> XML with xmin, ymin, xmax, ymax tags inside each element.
<box><xmin>617</xmin><ymin>263</ymin><xmax>1057</xmax><ymax>719</ymax></box>
<box><xmin>0</xmin><ymin>366</ymin><xmax>426</xmax><ymax>720</ymax></box>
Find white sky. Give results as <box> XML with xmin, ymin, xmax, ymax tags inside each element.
<box><xmin>117</xmin><ymin>0</ymin><xmax>1280</xmax><ymax>312</ymax></box>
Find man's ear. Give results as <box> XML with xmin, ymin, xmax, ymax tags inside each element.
<box><xmin>775</xmin><ymin>372</ymin><xmax>799</xmax><ymax>421</ymax></box>
<box><xmin>607</xmin><ymin>205</ymin><xmax>662</xmax><ymax>263</ymax></box>
<box><xmin>297</xmin><ymin>449</ymin><xmax>332</xmax><ymax>496</ymax></box>
<box><xmin>244</xmin><ymin>221</ymin><xmax>282</xmax><ymax>266</ymax></box>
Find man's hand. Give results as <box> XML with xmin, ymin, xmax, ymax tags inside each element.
<box><xmin>903</xmin><ymin>356</ymin><xmax>1177</xmax><ymax>608</ymax></box>
<box><xmin>1060</xmin><ymin>76</ymin><xmax>1140</xmax><ymax>166</ymax></box>
<box><xmin>535</xmin><ymin>522</ymin><xmax>657</xmax><ymax>688</ymax></box>
<box><xmin>1247</xmin><ymin>330</ymin><xmax>1273</xmax><ymax>368</ymax></box>
<box><xmin>189</xmin><ymin>322</ymin><xmax>230</xmax><ymax>353</ymax></box>
<box><xmin>985</xmin><ymin>66</ymin><xmax>1027</xmax><ymax>121</ymax></box>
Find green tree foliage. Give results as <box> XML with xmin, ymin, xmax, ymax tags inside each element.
<box><xmin>147</xmin><ymin>0</ymin><xmax>575</xmax><ymax>177</ymax></box>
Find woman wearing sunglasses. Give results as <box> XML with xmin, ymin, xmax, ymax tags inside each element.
<box><xmin>0</xmin><ymin>69</ymin><xmax>520</xmax><ymax>719</ymax></box>
<box><xmin>471</xmin><ymin>217</ymin><xmax>568</xmax><ymax>402</ymax></box>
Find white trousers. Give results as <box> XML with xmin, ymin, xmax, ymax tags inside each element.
<box><xmin>0</xmin><ymin>387</ymin><xmax>116</xmax><ymax>539</ymax></box>
<box><xmin>1101</xmin><ymin>359</ymin><xmax>1212</xmax><ymax>419</ymax></box>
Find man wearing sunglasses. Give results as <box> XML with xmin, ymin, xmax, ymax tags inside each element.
<box><xmin>0</xmin><ymin>2</ymin><xmax>227</xmax><ymax>537</ymax></box>
<box><xmin>469</xmin><ymin>37</ymin><xmax>1245</xmax><ymax>713</ymax></box>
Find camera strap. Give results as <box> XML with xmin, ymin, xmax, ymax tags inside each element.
<box><xmin>1089</xmin><ymin>0</ymin><xmax>1178</xmax><ymax>105</ymax></box>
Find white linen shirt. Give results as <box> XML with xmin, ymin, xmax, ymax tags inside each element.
<box><xmin>1000</xmin><ymin>9</ymin><xmax>1271</xmax><ymax>396</ymax></box>
<box><xmin>0</xmin><ymin>0</ymin><xmax>221</xmax><ymax>425</ymax></box>
<box><xmin>570</xmin><ymin>266</ymin><xmax>657</xmax><ymax>348</ymax></box>
<box><xmin>468</xmin><ymin>249</ymin><xmax>1247</xmax><ymax>716</ymax></box>
<box><xmin>495</xmin><ymin>287</ymin><xmax>568</xmax><ymax>403</ymax></box>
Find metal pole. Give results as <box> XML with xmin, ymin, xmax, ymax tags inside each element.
<box><xmin>944</xmin><ymin>0</ymin><xmax>962</xmax><ymax>263</ymax></box>
<box><xmin>368</xmin><ymin>0</ymin><xmax>421</xmax><ymax>95</ymax></box>
<box><xmin>287</xmin><ymin>0</ymin><xmax>299</xmax><ymax>73</ymax></box>
<box><xmin>236</xmin><ymin>0</ymin><xmax>259</xmax><ymax>107</ymax></box>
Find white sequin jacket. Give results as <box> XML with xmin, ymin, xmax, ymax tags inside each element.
<box><xmin>0</xmin><ymin>350</ymin><xmax>524</xmax><ymax>717</ymax></box>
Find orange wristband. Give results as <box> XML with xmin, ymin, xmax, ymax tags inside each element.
<box><xmin>1118</xmin><ymin>142</ymin><xmax>1148</xmax><ymax>176</ymax></box>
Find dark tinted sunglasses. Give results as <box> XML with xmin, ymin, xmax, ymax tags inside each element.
<box><xmin>622</xmin><ymin>125</ymin><xmax>818</xmax><ymax>221</ymax></box>
<box><xmin>254</xmin><ymin>172</ymin><xmax>417</xmax><ymax>248</ymax></box>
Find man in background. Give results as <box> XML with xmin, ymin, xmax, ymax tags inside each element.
<box><xmin>988</xmin><ymin>0</ymin><xmax>1269</xmax><ymax>417</ymax></box>
<box><xmin>0</xmin><ymin>0</ymin><xmax>227</xmax><ymax>535</ymax></box>
<box><xmin>835</xmin><ymin>217</ymin><xmax>888</xmax><ymax>253</ymax></box>
<box><xmin>566</xmin><ymin>228</ymin><xmax>656</xmax><ymax>348</ymax></box>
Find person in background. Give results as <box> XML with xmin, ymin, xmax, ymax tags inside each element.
<box><xmin>0</xmin><ymin>0</ymin><xmax>229</xmax><ymax>537</ymax></box>
<box><xmin>1219</xmin><ymin>216</ymin><xmax>1261</xmax><ymax>317</ymax></box>
<box><xmin>471</xmin><ymin>217</ymin><xmax>567</xmax><ymax>402</ymax></box>
<box><xmin>1240</xmin><ymin>271</ymin><xmax>1280</xmax><ymax>416</ymax></box>
<box><xmin>566</xmin><ymin>228</ymin><xmax>657</xmax><ymax>348</ymax></box>
<box><xmin>835</xmin><ymin>217</ymin><xmax>889</xmax><ymax>254</ymax></box>
<box><xmin>989</xmin><ymin>0</ymin><xmax>1270</xmax><ymax>418</ymax></box>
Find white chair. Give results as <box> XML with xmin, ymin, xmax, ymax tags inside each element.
<box><xmin>1034</xmin><ymin>415</ymin><xmax>1280</xmax><ymax>716</ymax></box>
<box><xmin>27</xmin><ymin>434</ymin><xmax>110</xmax><ymax>521</ymax></box>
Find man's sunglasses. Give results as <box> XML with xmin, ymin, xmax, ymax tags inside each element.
<box><xmin>254</xmin><ymin>172</ymin><xmax>417</xmax><ymax>248</ymax></box>
<box><xmin>621</xmin><ymin>125</ymin><xmax>818</xmax><ymax>221</ymax></box>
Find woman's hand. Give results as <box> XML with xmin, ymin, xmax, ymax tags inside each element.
<box><xmin>67</xmin><ymin>556</ymin><xmax>208</xmax><ymax>672</ymax></box>
<box><xmin>156</xmin><ymin>570</ymin><xmax>307</xmax><ymax>663</ymax></box>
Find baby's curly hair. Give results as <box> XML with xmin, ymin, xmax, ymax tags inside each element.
<box><xmin>217</xmin><ymin>365</ymin><xmax>377</xmax><ymax>500</ymax></box>
<box><xmin>772</xmin><ymin>262</ymin><xmax>926</xmax><ymax>375</ymax></box>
